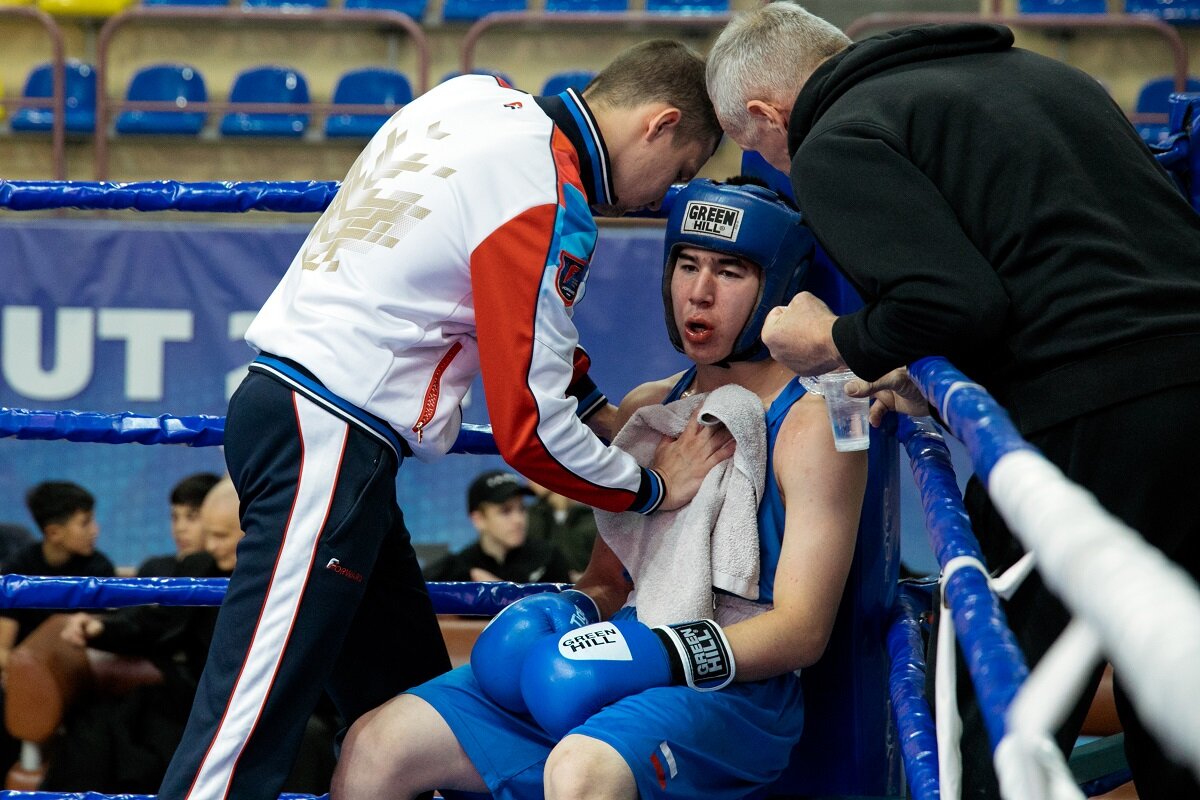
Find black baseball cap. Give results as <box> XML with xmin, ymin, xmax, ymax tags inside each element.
<box><xmin>467</xmin><ymin>470</ymin><xmax>535</xmax><ymax>512</ymax></box>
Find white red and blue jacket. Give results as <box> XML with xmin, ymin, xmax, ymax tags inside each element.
<box><xmin>246</xmin><ymin>76</ymin><xmax>663</xmax><ymax>514</ymax></box>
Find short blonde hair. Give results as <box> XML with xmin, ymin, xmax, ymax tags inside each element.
<box><xmin>707</xmin><ymin>2</ymin><xmax>850</xmax><ymax>138</ymax></box>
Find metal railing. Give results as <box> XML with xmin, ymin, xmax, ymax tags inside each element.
<box><xmin>0</xmin><ymin>6</ymin><xmax>68</xmax><ymax>180</ymax></box>
<box><xmin>460</xmin><ymin>10</ymin><xmax>731</xmax><ymax>74</ymax></box>
<box><xmin>92</xmin><ymin>5</ymin><xmax>431</xmax><ymax>179</ymax></box>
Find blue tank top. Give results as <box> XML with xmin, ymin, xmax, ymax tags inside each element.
<box><xmin>663</xmin><ymin>367</ymin><xmax>807</xmax><ymax>603</ymax></box>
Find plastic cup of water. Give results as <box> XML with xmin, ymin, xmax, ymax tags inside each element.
<box><xmin>800</xmin><ymin>369</ymin><xmax>870</xmax><ymax>452</ymax></box>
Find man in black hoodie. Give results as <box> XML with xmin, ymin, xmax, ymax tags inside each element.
<box><xmin>707</xmin><ymin>4</ymin><xmax>1200</xmax><ymax>799</ymax></box>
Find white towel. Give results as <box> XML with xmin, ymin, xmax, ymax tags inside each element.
<box><xmin>595</xmin><ymin>383</ymin><xmax>767</xmax><ymax>628</ymax></box>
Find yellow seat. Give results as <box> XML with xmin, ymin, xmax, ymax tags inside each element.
<box><xmin>36</xmin><ymin>0</ymin><xmax>135</xmax><ymax>16</ymax></box>
<box><xmin>0</xmin><ymin>76</ymin><xmax>5</xmax><ymax>122</ymax></box>
<box><xmin>0</xmin><ymin>0</ymin><xmax>33</xmax><ymax>7</ymax></box>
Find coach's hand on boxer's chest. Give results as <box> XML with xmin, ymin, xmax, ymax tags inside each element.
<box><xmin>653</xmin><ymin>409</ymin><xmax>736</xmax><ymax>511</ymax></box>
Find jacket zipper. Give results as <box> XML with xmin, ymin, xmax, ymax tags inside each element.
<box><xmin>412</xmin><ymin>341</ymin><xmax>463</xmax><ymax>444</ymax></box>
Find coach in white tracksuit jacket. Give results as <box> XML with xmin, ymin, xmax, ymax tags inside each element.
<box><xmin>159</xmin><ymin>40</ymin><xmax>727</xmax><ymax>800</ymax></box>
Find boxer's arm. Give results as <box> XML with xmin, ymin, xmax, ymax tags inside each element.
<box><xmin>722</xmin><ymin>394</ymin><xmax>866</xmax><ymax>680</ymax></box>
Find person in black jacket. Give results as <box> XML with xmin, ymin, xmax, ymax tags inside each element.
<box><xmin>425</xmin><ymin>470</ymin><xmax>572</xmax><ymax>586</ymax></box>
<box><xmin>706</xmin><ymin>5</ymin><xmax>1200</xmax><ymax>799</ymax></box>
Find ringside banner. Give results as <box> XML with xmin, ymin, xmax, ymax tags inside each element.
<box><xmin>0</xmin><ymin>220</ymin><xmax>685</xmax><ymax>567</ymax></box>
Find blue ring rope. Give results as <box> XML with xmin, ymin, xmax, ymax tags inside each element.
<box><xmin>908</xmin><ymin>356</ymin><xmax>1037</xmax><ymax>484</ymax></box>
<box><xmin>887</xmin><ymin>583</ymin><xmax>940</xmax><ymax>800</ymax></box>
<box><xmin>897</xmin><ymin>413</ymin><xmax>1029</xmax><ymax>752</ymax></box>
<box><xmin>0</xmin><ymin>575</ymin><xmax>565</xmax><ymax>617</ymax></box>
<box><xmin>0</xmin><ymin>180</ymin><xmax>340</xmax><ymax>213</ymax></box>
<box><xmin>0</xmin><ymin>408</ymin><xmax>499</xmax><ymax>455</ymax></box>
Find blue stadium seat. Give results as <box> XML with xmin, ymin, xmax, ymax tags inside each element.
<box><xmin>1134</xmin><ymin>75</ymin><xmax>1200</xmax><ymax>146</ymax></box>
<box><xmin>115</xmin><ymin>64</ymin><xmax>207</xmax><ymax>135</ymax></box>
<box><xmin>1019</xmin><ymin>0</ymin><xmax>1105</xmax><ymax>12</ymax></box>
<box><xmin>540</xmin><ymin>70</ymin><xmax>595</xmax><ymax>96</ymax></box>
<box><xmin>545</xmin><ymin>0</ymin><xmax>626</xmax><ymax>11</ymax></box>
<box><xmin>439</xmin><ymin>69</ymin><xmax>515</xmax><ymax>88</ymax></box>
<box><xmin>242</xmin><ymin>0</ymin><xmax>326</xmax><ymax>8</ymax></box>
<box><xmin>220</xmin><ymin>65</ymin><xmax>309</xmax><ymax>138</ymax></box>
<box><xmin>11</xmin><ymin>60</ymin><xmax>96</xmax><ymax>133</ymax></box>
<box><xmin>325</xmin><ymin>68</ymin><xmax>412</xmax><ymax>139</ymax></box>
<box><xmin>645</xmin><ymin>0</ymin><xmax>728</xmax><ymax>14</ymax></box>
<box><xmin>1126</xmin><ymin>0</ymin><xmax>1200</xmax><ymax>21</ymax></box>
<box><xmin>343</xmin><ymin>0</ymin><xmax>426</xmax><ymax>18</ymax></box>
<box><xmin>442</xmin><ymin>0</ymin><xmax>525</xmax><ymax>23</ymax></box>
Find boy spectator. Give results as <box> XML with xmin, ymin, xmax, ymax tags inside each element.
<box><xmin>426</xmin><ymin>471</ymin><xmax>572</xmax><ymax>585</ymax></box>
<box><xmin>0</xmin><ymin>481</ymin><xmax>115</xmax><ymax>667</ymax></box>
<box><xmin>138</xmin><ymin>472</ymin><xmax>222</xmax><ymax>578</ymax></box>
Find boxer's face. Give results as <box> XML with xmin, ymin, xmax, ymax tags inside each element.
<box><xmin>670</xmin><ymin>246</ymin><xmax>761</xmax><ymax>364</ymax></box>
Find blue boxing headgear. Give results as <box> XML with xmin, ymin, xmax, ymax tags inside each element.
<box><xmin>662</xmin><ymin>178</ymin><xmax>814</xmax><ymax>363</ymax></box>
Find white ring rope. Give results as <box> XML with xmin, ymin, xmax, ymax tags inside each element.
<box><xmin>989</xmin><ymin>449</ymin><xmax>1200</xmax><ymax>785</ymax></box>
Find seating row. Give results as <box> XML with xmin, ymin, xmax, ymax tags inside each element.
<box><xmin>6</xmin><ymin>61</ymin><xmax>595</xmax><ymax>138</ymax></box>
<box><xmin>10</xmin><ymin>0</ymin><xmax>728</xmax><ymax>24</ymax></box>
<box><xmin>10</xmin><ymin>57</ymin><xmax>1191</xmax><ymax>147</ymax></box>
<box><xmin>1020</xmin><ymin>0</ymin><xmax>1200</xmax><ymax>22</ymax></box>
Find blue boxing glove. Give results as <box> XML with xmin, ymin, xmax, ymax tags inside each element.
<box><xmin>520</xmin><ymin>618</ymin><xmax>736</xmax><ymax>738</ymax></box>
<box><xmin>470</xmin><ymin>589</ymin><xmax>600</xmax><ymax>714</ymax></box>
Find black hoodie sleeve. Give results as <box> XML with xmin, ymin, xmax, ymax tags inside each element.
<box><xmin>792</xmin><ymin>121</ymin><xmax>1009</xmax><ymax>381</ymax></box>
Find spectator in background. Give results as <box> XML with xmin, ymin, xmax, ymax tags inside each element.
<box><xmin>0</xmin><ymin>481</ymin><xmax>115</xmax><ymax>667</ymax></box>
<box><xmin>0</xmin><ymin>481</ymin><xmax>115</xmax><ymax>776</ymax></box>
<box><xmin>138</xmin><ymin>473</ymin><xmax>223</xmax><ymax>578</ymax></box>
<box><xmin>525</xmin><ymin>482</ymin><xmax>598</xmax><ymax>582</ymax></box>
<box><xmin>426</xmin><ymin>471</ymin><xmax>572</xmax><ymax>585</ymax></box>
<box><xmin>47</xmin><ymin>479</ymin><xmax>338</xmax><ymax>795</ymax></box>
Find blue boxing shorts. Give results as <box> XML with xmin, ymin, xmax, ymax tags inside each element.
<box><xmin>407</xmin><ymin>607</ymin><xmax>805</xmax><ymax>800</ymax></box>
